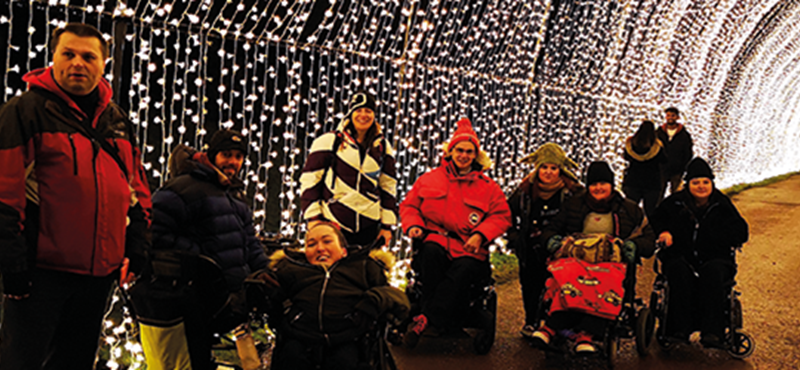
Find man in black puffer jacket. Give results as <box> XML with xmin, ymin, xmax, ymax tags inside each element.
<box><xmin>149</xmin><ymin>129</ymin><xmax>268</xmax><ymax>370</ymax></box>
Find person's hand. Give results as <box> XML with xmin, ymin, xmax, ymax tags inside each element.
<box><xmin>622</xmin><ymin>240</ymin><xmax>637</xmax><ymax>263</ymax></box>
<box><xmin>463</xmin><ymin>234</ymin><xmax>484</xmax><ymax>254</ymax></box>
<box><xmin>254</xmin><ymin>271</ymin><xmax>280</xmax><ymax>290</ymax></box>
<box><xmin>657</xmin><ymin>232</ymin><xmax>673</xmax><ymax>248</ymax></box>
<box><xmin>379</xmin><ymin>229</ymin><xmax>393</xmax><ymax>248</ymax></box>
<box><xmin>119</xmin><ymin>258</ymin><xmax>136</xmax><ymax>288</ymax></box>
<box><xmin>408</xmin><ymin>227</ymin><xmax>424</xmax><ymax>239</ymax></box>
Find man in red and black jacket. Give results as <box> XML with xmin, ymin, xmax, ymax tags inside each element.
<box><xmin>0</xmin><ymin>23</ymin><xmax>152</xmax><ymax>369</ymax></box>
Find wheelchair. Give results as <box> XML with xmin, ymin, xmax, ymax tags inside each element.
<box><xmin>647</xmin><ymin>245</ymin><xmax>755</xmax><ymax>359</ymax></box>
<box><xmin>392</xmin><ymin>232</ymin><xmax>497</xmax><ymax>355</ymax></box>
<box><xmin>532</xmin><ymin>256</ymin><xmax>654</xmax><ymax>366</ymax></box>
<box><xmin>244</xmin><ymin>240</ymin><xmax>399</xmax><ymax>370</ymax></box>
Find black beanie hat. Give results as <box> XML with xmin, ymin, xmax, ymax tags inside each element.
<box><xmin>585</xmin><ymin>161</ymin><xmax>615</xmax><ymax>187</ymax></box>
<box><xmin>206</xmin><ymin>129</ymin><xmax>247</xmax><ymax>161</ymax></box>
<box><xmin>684</xmin><ymin>157</ymin><xmax>715</xmax><ymax>182</ymax></box>
<box><xmin>347</xmin><ymin>91</ymin><xmax>376</xmax><ymax>116</ymax></box>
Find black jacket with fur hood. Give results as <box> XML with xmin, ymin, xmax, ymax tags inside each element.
<box><xmin>266</xmin><ymin>248</ymin><xmax>409</xmax><ymax>346</ymax></box>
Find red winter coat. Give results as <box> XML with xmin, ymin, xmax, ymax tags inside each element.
<box><xmin>0</xmin><ymin>67</ymin><xmax>152</xmax><ymax>277</ymax></box>
<box><xmin>400</xmin><ymin>160</ymin><xmax>511</xmax><ymax>261</ymax></box>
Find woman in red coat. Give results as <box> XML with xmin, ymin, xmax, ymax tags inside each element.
<box><xmin>399</xmin><ymin>118</ymin><xmax>511</xmax><ymax>348</ymax></box>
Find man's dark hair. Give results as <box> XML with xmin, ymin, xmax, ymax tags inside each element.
<box><xmin>664</xmin><ymin>106</ymin><xmax>680</xmax><ymax>116</ymax></box>
<box><xmin>51</xmin><ymin>23</ymin><xmax>110</xmax><ymax>60</ymax></box>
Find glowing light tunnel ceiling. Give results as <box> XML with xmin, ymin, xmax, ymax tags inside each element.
<box><xmin>2</xmin><ymin>0</ymin><xmax>800</xmax><ymax>237</ymax></box>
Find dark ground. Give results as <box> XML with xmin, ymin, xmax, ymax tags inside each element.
<box><xmin>391</xmin><ymin>175</ymin><xmax>800</xmax><ymax>370</ymax></box>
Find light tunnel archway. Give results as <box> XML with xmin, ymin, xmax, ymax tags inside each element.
<box><xmin>1</xmin><ymin>0</ymin><xmax>798</xmax><ymax>236</ymax></box>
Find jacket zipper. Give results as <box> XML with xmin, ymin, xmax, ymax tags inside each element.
<box><xmin>318</xmin><ymin>265</ymin><xmax>333</xmax><ymax>344</ymax></box>
<box><xmin>90</xmin><ymin>138</ymin><xmax>99</xmax><ymax>275</ymax></box>
<box><xmin>68</xmin><ymin>134</ymin><xmax>78</xmax><ymax>175</ymax></box>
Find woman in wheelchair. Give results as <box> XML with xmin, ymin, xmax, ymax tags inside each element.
<box><xmin>399</xmin><ymin>118</ymin><xmax>511</xmax><ymax>349</ymax></box>
<box><xmin>507</xmin><ymin>143</ymin><xmax>583</xmax><ymax>338</ymax></box>
<box><xmin>252</xmin><ymin>222</ymin><xmax>409</xmax><ymax>370</ymax></box>
<box><xmin>650</xmin><ymin>157</ymin><xmax>749</xmax><ymax>349</ymax></box>
<box><xmin>534</xmin><ymin>161</ymin><xmax>655</xmax><ymax>354</ymax></box>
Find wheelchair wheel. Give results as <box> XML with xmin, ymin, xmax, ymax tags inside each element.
<box><xmin>727</xmin><ymin>330</ymin><xmax>755</xmax><ymax>359</ymax></box>
<box><xmin>635</xmin><ymin>307</ymin><xmax>655</xmax><ymax>356</ymax></box>
<box><xmin>472</xmin><ymin>291</ymin><xmax>496</xmax><ymax>355</ymax></box>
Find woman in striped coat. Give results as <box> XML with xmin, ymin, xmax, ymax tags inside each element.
<box><xmin>299</xmin><ymin>92</ymin><xmax>397</xmax><ymax>248</ymax></box>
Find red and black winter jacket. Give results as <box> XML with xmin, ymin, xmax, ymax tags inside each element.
<box><xmin>0</xmin><ymin>67</ymin><xmax>152</xmax><ymax>279</ymax></box>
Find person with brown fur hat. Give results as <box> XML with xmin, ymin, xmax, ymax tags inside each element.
<box><xmin>400</xmin><ymin>118</ymin><xmax>511</xmax><ymax>348</ymax></box>
<box><xmin>507</xmin><ymin>143</ymin><xmax>584</xmax><ymax>338</ymax></box>
<box><xmin>650</xmin><ymin>157</ymin><xmax>748</xmax><ymax>349</ymax></box>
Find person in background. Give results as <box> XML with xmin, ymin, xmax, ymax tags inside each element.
<box><xmin>0</xmin><ymin>23</ymin><xmax>151</xmax><ymax>369</ymax></box>
<box><xmin>650</xmin><ymin>157</ymin><xmax>748</xmax><ymax>348</ymax></box>
<box><xmin>507</xmin><ymin>143</ymin><xmax>583</xmax><ymax>338</ymax></box>
<box><xmin>533</xmin><ymin>161</ymin><xmax>655</xmax><ymax>354</ymax></box>
<box><xmin>657</xmin><ymin>107</ymin><xmax>693</xmax><ymax>199</ymax></box>
<box><xmin>623</xmin><ymin>120</ymin><xmax>667</xmax><ymax>220</ymax></box>
<box><xmin>254</xmin><ymin>221</ymin><xmax>409</xmax><ymax>370</ymax></box>
<box><xmin>299</xmin><ymin>91</ymin><xmax>397</xmax><ymax>249</ymax></box>
<box><xmin>148</xmin><ymin>130</ymin><xmax>268</xmax><ymax>369</ymax></box>
<box><xmin>400</xmin><ymin>118</ymin><xmax>511</xmax><ymax>348</ymax></box>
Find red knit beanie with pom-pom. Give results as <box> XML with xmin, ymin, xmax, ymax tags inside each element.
<box><xmin>447</xmin><ymin>118</ymin><xmax>480</xmax><ymax>152</ymax></box>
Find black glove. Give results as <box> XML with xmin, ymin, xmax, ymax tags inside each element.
<box><xmin>3</xmin><ymin>270</ymin><xmax>32</xmax><ymax>298</ymax></box>
<box><xmin>244</xmin><ymin>269</ymin><xmax>280</xmax><ymax>313</ymax></box>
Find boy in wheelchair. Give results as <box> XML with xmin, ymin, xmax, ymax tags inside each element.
<box><xmin>650</xmin><ymin>158</ymin><xmax>749</xmax><ymax>349</ymax></box>
<box><xmin>533</xmin><ymin>161</ymin><xmax>655</xmax><ymax>354</ymax></box>
<box><xmin>249</xmin><ymin>222</ymin><xmax>409</xmax><ymax>370</ymax></box>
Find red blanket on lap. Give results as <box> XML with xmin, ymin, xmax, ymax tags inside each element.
<box><xmin>544</xmin><ymin>257</ymin><xmax>627</xmax><ymax>320</ymax></box>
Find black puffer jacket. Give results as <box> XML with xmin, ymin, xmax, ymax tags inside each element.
<box><xmin>542</xmin><ymin>191</ymin><xmax>656</xmax><ymax>260</ymax></box>
<box><xmin>151</xmin><ymin>146</ymin><xmax>267</xmax><ymax>293</ymax></box>
<box><xmin>650</xmin><ymin>189</ymin><xmax>748</xmax><ymax>266</ymax></box>
<box><xmin>267</xmin><ymin>249</ymin><xmax>409</xmax><ymax>346</ymax></box>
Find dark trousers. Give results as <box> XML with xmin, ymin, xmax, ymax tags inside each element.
<box><xmin>182</xmin><ymin>292</ymin><xmax>242</xmax><ymax>370</ymax></box>
<box><xmin>415</xmin><ymin>242</ymin><xmax>490</xmax><ymax>329</ymax></box>
<box><xmin>546</xmin><ymin>311</ymin><xmax>611</xmax><ymax>340</ymax></box>
<box><xmin>662</xmin><ymin>258</ymin><xmax>736</xmax><ymax>338</ymax></box>
<box><xmin>623</xmin><ymin>185</ymin><xmax>662</xmax><ymax>220</ymax></box>
<box><xmin>0</xmin><ymin>269</ymin><xmax>115</xmax><ymax>370</ymax></box>
<box><xmin>517</xmin><ymin>244</ymin><xmax>549</xmax><ymax>326</ymax></box>
<box><xmin>660</xmin><ymin>173</ymin><xmax>684</xmax><ymax>199</ymax></box>
<box><xmin>273</xmin><ymin>338</ymin><xmax>359</xmax><ymax>370</ymax></box>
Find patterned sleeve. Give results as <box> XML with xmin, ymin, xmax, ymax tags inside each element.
<box><xmin>299</xmin><ymin>133</ymin><xmax>337</xmax><ymax>221</ymax></box>
<box><xmin>378</xmin><ymin>140</ymin><xmax>398</xmax><ymax>228</ymax></box>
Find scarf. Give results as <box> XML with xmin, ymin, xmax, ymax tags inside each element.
<box><xmin>536</xmin><ymin>177</ymin><xmax>565</xmax><ymax>201</ymax></box>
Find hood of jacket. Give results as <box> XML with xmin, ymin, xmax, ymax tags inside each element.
<box><xmin>166</xmin><ymin>144</ymin><xmax>244</xmax><ymax>190</ymax></box>
<box><xmin>23</xmin><ymin>67</ymin><xmax>113</xmax><ymax>124</ymax></box>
